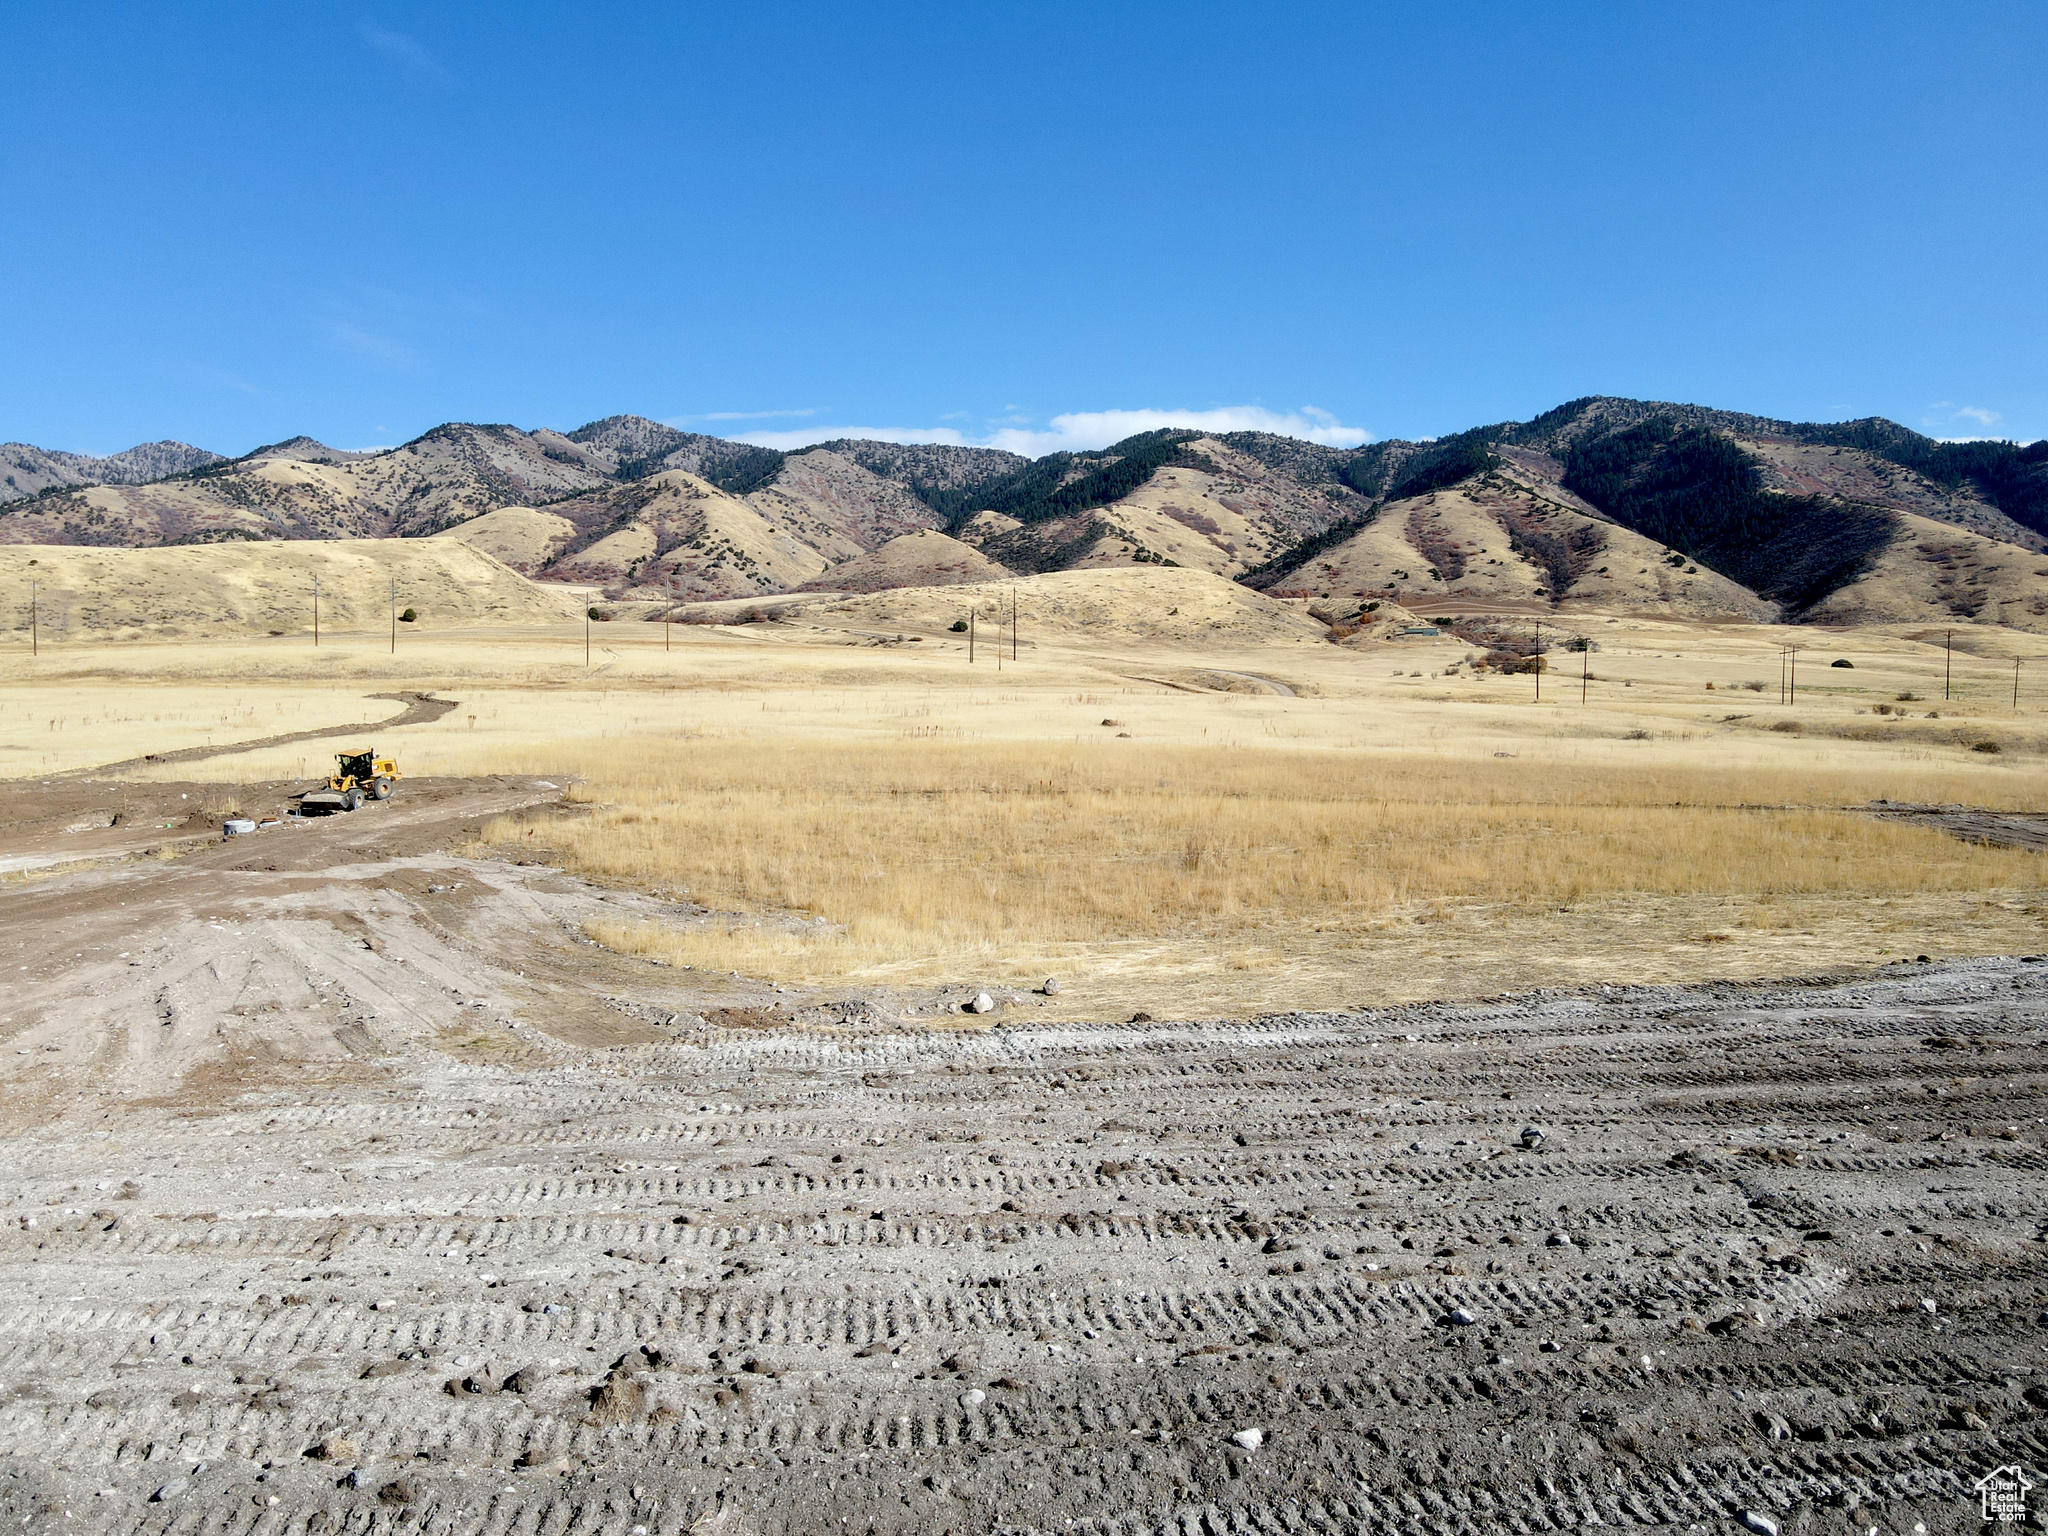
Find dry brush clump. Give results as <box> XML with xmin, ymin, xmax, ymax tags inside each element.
<box><xmin>479</xmin><ymin>741</ymin><xmax>2043</xmax><ymax>982</ymax></box>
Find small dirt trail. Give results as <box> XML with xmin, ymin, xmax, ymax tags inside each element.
<box><xmin>1209</xmin><ymin>668</ymin><xmax>1297</xmax><ymax>696</ymax></box>
<box><xmin>56</xmin><ymin>690</ymin><xmax>460</xmax><ymax>779</ymax></box>
<box><xmin>1127</xmin><ymin>670</ymin><xmax>1297</xmax><ymax>696</ymax></box>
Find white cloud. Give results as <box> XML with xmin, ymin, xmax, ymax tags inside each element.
<box><xmin>989</xmin><ymin>406</ymin><xmax>1367</xmax><ymax>457</ymax></box>
<box><xmin>739</xmin><ymin>425</ymin><xmax>969</xmax><ymax>450</ymax></box>
<box><xmin>668</xmin><ymin>408</ymin><xmax>820</xmax><ymax>424</ymax></box>
<box><xmin>360</xmin><ymin>24</ymin><xmax>451</xmax><ymax>83</ymax></box>
<box><xmin>733</xmin><ymin>404</ymin><xmax>1368</xmax><ymax>456</ymax></box>
<box><xmin>331</xmin><ymin>324</ymin><xmax>411</xmax><ymax>370</ymax></box>
<box><xmin>1923</xmin><ymin>401</ymin><xmax>2003</xmax><ymax>431</ymax></box>
<box><xmin>177</xmin><ymin>365</ymin><xmax>263</xmax><ymax>398</ymax></box>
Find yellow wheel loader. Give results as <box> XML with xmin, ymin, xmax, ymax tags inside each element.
<box><xmin>301</xmin><ymin>749</ymin><xmax>399</xmax><ymax>814</ymax></box>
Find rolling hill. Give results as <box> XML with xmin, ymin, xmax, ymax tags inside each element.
<box><xmin>452</xmin><ymin>469</ymin><xmax>834</xmax><ymax>601</ymax></box>
<box><xmin>5</xmin><ymin>400</ymin><xmax>2045</xmax><ymax>630</ymax></box>
<box><xmin>0</xmin><ymin>538</ymin><xmax>578</xmax><ymax>639</ymax></box>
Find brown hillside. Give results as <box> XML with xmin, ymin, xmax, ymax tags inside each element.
<box><xmin>430</xmin><ymin>506</ymin><xmax>581</xmax><ymax>574</ymax></box>
<box><xmin>535</xmin><ymin>471</ymin><xmax>829</xmax><ymax>599</ymax></box>
<box><xmin>743</xmin><ymin>449</ymin><xmax>945</xmax><ymax>558</ymax></box>
<box><xmin>962</xmin><ymin>437</ymin><xmax>1368</xmax><ymax>579</ymax></box>
<box><xmin>808</xmin><ymin>565</ymin><xmax>1329</xmax><ymax>647</ymax></box>
<box><xmin>0</xmin><ymin>425</ymin><xmax>609</xmax><ymax>545</ymax></box>
<box><xmin>0</xmin><ymin>538</ymin><xmax>579</xmax><ymax>639</ymax></box>
<box><xmin>1739</xmin><ymin>435</ymin><xmax>2045</xmax><ymax>551</ymax></box>
<box><xmin>0</xmin><ymin>440</ymin><xmax>221</xmax><ymax>504</ymax></box>
<box><xmin>798</xmin><ymin>530</ymin><xmax>1012</xmax><ymax>592</ymax></box>
<box><xmin>1805</xmin><ymin>512</ymin><xmax>2048</xmax><ymax>631</ymax></box>
<box><xmin>1263</xmin><ymin>470</ymin><xmax>1772</xmax><ymax>621</ymax></box>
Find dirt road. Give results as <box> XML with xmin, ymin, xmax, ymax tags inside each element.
<box><xmin>0</xmin><ymin>782</ymin><xmax>2044</xmax><ymax>1534</ymax></box>
<box><xmin>55</xmin><ymin>692</ymin><xmax>461</xmax><ymax>780</ymax></box>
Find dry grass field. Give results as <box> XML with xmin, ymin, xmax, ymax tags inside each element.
<box><xmin>540</xmin><ymin>739</ymin><xmax>2041</xmax><ymax>1012</ymax></box>
<box><xmin>2</xmin><ymin>559</ymin><xmax>2041</xmax><ymax>1015</ymax></box>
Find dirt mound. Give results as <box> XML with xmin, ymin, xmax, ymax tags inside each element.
<box><xmin>0</xmin><ymin>538</ymin><xmax>581</xmax><ymax>639</ymax></box>
<box><xmin>808</xmin><ymin>565</ymin><xmax>1329</xmax><ymax>646</ymax></box>
<box><xmin>799</xmin><ymin>529</ymin><xmax>1012</xmax><ymax>592</ymax></box>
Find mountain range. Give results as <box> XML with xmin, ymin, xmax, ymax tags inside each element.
<box><xmin>5</xmin><ymin>398</ymin><xmax>2046</xmax><ymax>629</ymax></box>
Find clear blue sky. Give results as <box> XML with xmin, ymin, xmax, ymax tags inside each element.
<box><xmin>3</xmin><ymin>2</ymin><xmax>2042</xmax><ymax>457</ymax></box>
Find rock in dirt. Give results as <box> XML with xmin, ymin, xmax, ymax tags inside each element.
<box><xmin>1518</xmin><ymin>1125</ymin><xmax>1545</xmax><ymax>1148</ymax></box>
<box><xmin>1738</xmin><ymin>1513</ymin><xmax>1779</xmax><ymax>1536</ymax></box>
<box><xmin>151</xmin><ymin>1479</ymin><xmax>188</xmax><ymax>1502</ymax></box>
<box><xmin>958</xmin><ymin>1389</ymin><xmax>985</xmax><ymax>1407</ymax></box>
<box><xmin>1042</xmin><ymin>977</ymin><xmax>1061</xmax><ymax>995</ymax></box>
<box><xmin>968</xmin><ymin>992</ymin><xmax>994</xmax><ymax>1014</ymax></box>
<box><xmin>1448</xmin><ymin>1307</ymin><xmax>1478</xmax><ymax>1326</ymax></box>
<box><xmin>1230</xmin><ymin>1428</ymin><xmax>1264</xmax><ymax>1450</ymax></box>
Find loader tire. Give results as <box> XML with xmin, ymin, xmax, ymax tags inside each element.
<box><xmin>371</xmin><ymin>776</ymin><xmax>394</xmax><ymax>800</ymax></box>
<box><xmin>341</xmin><ymin>788</ymin><xmax>362</xmax><ymax>812</ymax></box>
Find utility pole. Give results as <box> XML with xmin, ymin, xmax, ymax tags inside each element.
<box><xmin>969</xmin><ymin>609</ymin><xmax>975</xmax><ymax>664</ymax></box>
<box><xmin>313</xmin><ymin>575</ymin><xmax>320</xmax><ymax>646</ymax></box>
<box><xmin>2015</xmin><ymin>658</ymin><xmax>2022</xmax><ymax>710</ymax></box>
<box><xmin>1012</xmin><ymin>585</ymin><xmax>1018</xmax><ymax>661</ymax></box>
<box><xmin>1533</xmin><ymin>619</ymin><xmax>1541</xmax><ymax>702</ymax></box>
<box><xmin>390</xmin><ymin>573</ymin><xmax>396</xmax><ymax>654</ymax></box>
<box><xmin>1788</xmin><ymin>647</ymin><xmax>1797</xmax><ymax>705</ymax></box>
<box><xmin>28</xmin><ymin>580</ymin><xmax>36</xmax><ymax>656</ymax></box>
<box><xmin>585</xmin><ymin>609</ymin><xmax>591</xmax><ymax>667</ymax></box>
<box><xmin>1945</xmin><ymin>629</ymin><xmax>1953</xmax><ymax>701</ymax></box>
<box><xmin>664</xmin><ymin>584</ymin><xmax>672</xmax><ymax>652</ymax></box>
<box><xmin>1581</xmin><ymin>637</ymin><xmax>1588</xmax><ymax>705</ymax></box>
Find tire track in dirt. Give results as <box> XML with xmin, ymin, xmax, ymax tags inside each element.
<box><xmin>55</xmin><ymin>690</ymin><xmax>460</xmax><ymax>779</ymax></box>
<box><xmin>2</xmin><ymin>960</ymin><xmax>2045</xmax><ymax>1533</ymax></box>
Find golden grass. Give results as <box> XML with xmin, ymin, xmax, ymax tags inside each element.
<box><xmin>8</xmin><ymin>610</ymin><xmax>2043</xmax><ymax>1010</ymax></box>
<box><xmin>479</xmin><ymin>740</ymin><xmax>2043</xmax><ymax>986</ymax></box>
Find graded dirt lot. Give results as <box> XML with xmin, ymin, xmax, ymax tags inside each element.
<box><xmin>1</xmin><ymin>573</ymin><xmax>2046</xmax><ymax>1534</ymax></box>
<box><xmin>4</xmin><ymin>898</ymin><xmax>2047</xmax><ymax>1534</ymax></box>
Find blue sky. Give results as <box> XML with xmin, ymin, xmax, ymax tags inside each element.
<box><xmin>3</xmin><ymin>2</ymin><xmax>2042</xmax><ymax>457</ymax></box>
